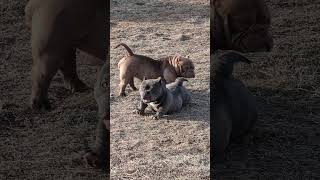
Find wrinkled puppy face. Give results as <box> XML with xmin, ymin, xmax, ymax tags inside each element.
<box><xmin>139</xmin><ymin>77</ymin><xmax>166</xmax><ymax>103</ymax></box>
<box><xmin>178</xmin><ymin>58</ymin><xmax>195</xmax><ymax>78</ymax></box>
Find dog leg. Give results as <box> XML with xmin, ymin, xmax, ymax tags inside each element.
<box><xmin>118</xmin><ymin>82</ymin><xmax>127</xmax><ymax>97</ymax></box>
<box><xmin>153</xmin><ymin>107</ymin><xmax>167</xmax><ymax>120</ymax></box>
<box><xmin>83</xmin><ymin>118</ymin><xmax>109</xmax><ymax>169</ymax></box>
<box><xmin>30</xmin><ymin>53</ymin><xmax>59</xmax><ymax>110</ymax></box>
<box><xmin>136</xmin><ymin>100</ymin><xmax>147</xmax><ymax>115</ymax></box>
<box><xmin>129</xmin><ymin>77</ymin><xmax>138</xmax><ymax>91</ymax></box>
<box><xmin>118</xmin><ymin>75</ymin><xmax>129</xmax><ymax>96</ymax></box>
<box><xmin>59</xmin><ymin>48</ymin><xmax>88</xmax><ymax>93</ymax></box>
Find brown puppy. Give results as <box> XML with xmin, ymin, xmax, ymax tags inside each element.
<box><xmin>25</xmin><ymin>0</ymin><xmax>106</xmax><ymax>110</ymax></box>
<box><xmin>115</xmin><ymin>43</ymin><xmax>195</xmax><ymax>96</ymax></box>
<box><xmin>211</xmin><ymin>0</ymin><xmax>273</xmax><ymax>52</ymax></box>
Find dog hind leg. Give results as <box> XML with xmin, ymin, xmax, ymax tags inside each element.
<box><xmin>30</xmin><ymin>53</ymin><xmax>60</xmax><ymax>110</ymax></box>
<box><xmin>59</xmin><ymin>48</ymin><xmax>88</xmax><ymax>93</ymax></box>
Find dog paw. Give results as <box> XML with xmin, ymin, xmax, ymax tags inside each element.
<box><xmin>152</xmin><ymin>115</ymin><xmax>160</xmax><ymax>120</ymax></box>
<box><xmin>135</xmin><ymin>109</ymin><xmax>144</xmax><ymax>115</ymax></box>
<box><xmin>30</xmin><ymin>97</ymin><xmax>51</xmax><ymax>110</ymax></box>
<box><xmin>82</xmin><ymin>151</ymin><xmax>104</xmax><ymax>168</ymax></box>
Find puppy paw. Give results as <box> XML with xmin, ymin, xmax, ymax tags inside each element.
<box><xmin>82</xmin><ymin>150</ymin><xmax>108</xmax><ymax>169</ymax></box>
<box><xmin>152</xmin><ymin>115</ymin><xmax>160</xmax><ymax>120</ymax></box>
<box><xmin>135</xmin><ymin>109</ymin><xmax>144</xmax><ymax>115</ymax></box>
<box><xmin>30</xmin><ymin>97</ymin><xmax>51</xmax><ymax>111</ymax></box>
<box><xmin>82</xmin><ymin>151</ymin><xmax>99</xmax><ymax>168</ymax></box>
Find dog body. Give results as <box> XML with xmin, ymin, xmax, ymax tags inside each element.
<box><xmin>26</xmin><ymin>0</ymin><xmax>106</xmax><ymax>109</ymax></box>
<box><xmin>211</xmin><ymin>0</ymin><xmax>273</xmax><ymax>52</ymax></box>
<box><xmin>115</xmin><ymin>43</ymin><xmax>195</xmax><ymax>96</ymax></box>
<box><xmin>82</xmin><ymin>63</ymin><xmax>109</xmax><ymax>169</ymax></box>
<box><xmin>137</xmin><ymin>77</ymin><xmax>190</xmax><ymax>119</ymax></box>
<box><xmin>211</xmin><ymin>51</ymin><xmax>257</xmax><ymax>162</ymax></box>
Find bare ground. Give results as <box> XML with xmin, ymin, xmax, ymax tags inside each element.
<box><xmin>214</xmin><ymin>0</ymin><xmax>320</xmax><ymax>179</ymax></box>
<box><xmin>110</xmin><ymin>0</ymin><xmax>210</xmax><ymax>179</ymax></box>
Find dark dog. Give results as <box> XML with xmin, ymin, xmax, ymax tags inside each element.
<box><xmin>25</xmin><ymin>0</ymin><xmax>106</xmax><ymax>110</ymax></box>
<box><xmin>136</xmin><ymin>77</ymin><xmax>191</xmax><ymax>119</ymax></box>
<box><xmin>211</xmin><ymin>0</ymin><xmax>273</xmax><ymax>52</ymax></box>
<box><xmin>211</xmin><ymin>51</ymin><xmax>257</xmax><ymax>163</ymax></box>
<box><xmin>115</xmin><ymin>43</ymin><xmax>195</xmax><ymax>96</ymax></box>
<box><xmin>82</xmin><ymin>63</ymin><xmax>109</xmax><ymax>170</ymax></box>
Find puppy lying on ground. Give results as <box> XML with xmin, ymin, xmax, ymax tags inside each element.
<box><xmin>211</xmin><ymin>51</ymin><xmax>257</xmax><ymax>163</ymax></box>
<box><xmin>25</xmin><ymin>0</ymin><xmax>106</xmax><ymax>110</ymax></box>
<box><xmin>136</xmin><ymin>77</ymin><xmax>191</xmax><ymax>119</ymax></box>
<box><xmin>82</xmin><ymin>63</ymin><xmax>109</xmax><ymax>170</ymax></box>
<box><xmin>115</xmin><ymin>43</ymin><xmax>195</xmax><ymax>96</ymax></box>
<box><xmin>211</xmin><ymin>0</ymin><xmax>273</xmax><ymax>52</ymax></box>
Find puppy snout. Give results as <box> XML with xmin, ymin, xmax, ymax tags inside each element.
<box><xmin>143</xmin><ymin>92</ymin><xmax>151</xmax><ymax>99</ymax></box>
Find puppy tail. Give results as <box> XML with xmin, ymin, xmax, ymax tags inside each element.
<box><xmin>215</xmin><ymin>51</ymin><xmax>251</xmax><ymax>78</ymax></box>
<box><xmin>175</xmin><ymin>77</ymin><xmax>188</xmax><ymax>86</ymax></box>
<box><xmin>114</xmin><ymin>43</ymin><xmax>134</xmax><ymax>56</ymax></box>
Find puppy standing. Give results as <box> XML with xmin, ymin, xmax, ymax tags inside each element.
<box><xmin>211</xmin><ymin>51</ymin><xmax>257</xmax><ymax>163</ymax></box>
<box><xmin>115</xmin><ymin>43</ymin><xmax>195</xmax><ymax>96</ymax></box>
<box><xmin>136</xmin><ymin>77</ymin><xmax>191</xmax><ymax>119</ymax></box>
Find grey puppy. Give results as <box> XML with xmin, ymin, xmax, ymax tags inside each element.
<box><xmin>136</xmin><ymin>77</ymin><xmax>191</xmax><ymax>119</ymax></box>
<box><xmin>82</xmin><ymin>62</ymin><xmax>109</xmax><ymax>170</ymax></box>
<box><xmin>211</xmin><ymin>51</ymin><xmax>257</xmax><ymax>163</ymax></box>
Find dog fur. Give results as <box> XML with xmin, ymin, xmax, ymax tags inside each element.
<box><xmin>136</xmin><ymin>77</ymin><xmax>190</xmax><ymax>119</ymax></box>
<box><xmin>25</xmin><ymin>0</ymin><xmax>106</xmax><ymax>109</ymax></box>
<box><xmin>82</xmin><ymin>63</ymin><xmax>109</xmax><ymax>170</ymax></box>
<box><xmin>115</xmin><ymin>43</ymin><xmax>195</xmax><ymax>96</ymax></box>
<box><xmin>211</xmin><ymin>0</ymin><xmax>273</xmax><ymax>52</ymax></box>
<box><xmin>211</xmin><ymin>51</ymin><xmax>257</xmax><ymax>163</ymax></box>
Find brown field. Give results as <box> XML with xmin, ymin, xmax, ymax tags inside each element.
<box><xmin>0</xmin><ymin>0</ymin><xmax>319</xmax><ymax>179</ymax></box>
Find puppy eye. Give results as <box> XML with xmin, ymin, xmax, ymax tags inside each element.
<box><xmin>145</xmin><ymin>85</ymin><xmax>150</xmax><ymax>90</ymax></box>
<box><xmin>101</xmin><ymin>81</ymin><xmax>107</xmax><ymax>88</ymax></box>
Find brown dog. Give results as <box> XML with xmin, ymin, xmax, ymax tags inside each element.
<box><xmin>211</xmin><ymin>0</ymin><xmax>273</xmax><ymax>52</ymax></box>
<box><xmin>115</xmin><ymin>43</ymin><xmax>195</xmax><ymax>96</ymax></box>
<box><xmin>25</xmin><ymin>0</ymin><xmax>106</xmax><ymax>109</ymax></box>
